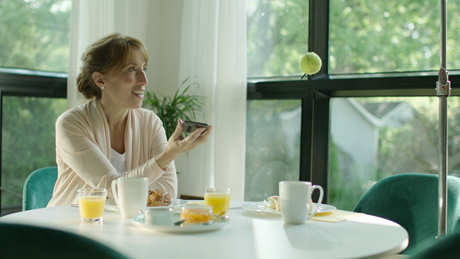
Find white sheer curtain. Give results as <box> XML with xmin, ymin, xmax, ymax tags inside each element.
<box><xmin>67</xmin><ymin>0</ymin><xmax>149</xmax><ymax>108</ymax></box>
<box><xmin>176</xmin><ymin>0</ymin><xmax>247</xmax><ymax>200</ymax></box>
<box><xmin>67</xmin><ymin>0</ymin><xmax>247</xmax><ymax>200</ymax></box>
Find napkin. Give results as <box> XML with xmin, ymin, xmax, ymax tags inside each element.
<box><xmin>311</xmin><ymin>210</ymin><xmax>364</xmax><ymax>223</ymax></box>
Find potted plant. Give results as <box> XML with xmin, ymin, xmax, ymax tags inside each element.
<box><xmin>142</xmin><ymin>77</ymin><xmax>209</xmax><ymax>139</ymax></box>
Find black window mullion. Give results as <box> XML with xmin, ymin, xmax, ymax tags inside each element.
<box><xmin>309</xmin><ymin>0</ymin><xmax>329</xmax><ymax>79</ymax></box>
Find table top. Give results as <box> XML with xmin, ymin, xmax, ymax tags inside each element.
<box><xmin>0</xmin><ymin>201</ymin><xmax>408</xmax><ymax>259</ymax></box>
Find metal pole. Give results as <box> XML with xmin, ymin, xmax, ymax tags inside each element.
<box><xmin>436</xmin><ymin>0</ymin><xmax>450</xmax><ymax>239</ymax></box>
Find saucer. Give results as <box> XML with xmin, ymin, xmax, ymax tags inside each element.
<box><xmin>242</xmin><ymin>202</ymin><xmax>337</xmax><ymax>215</ymax></box>
<box><xmin>104</xmin><ymin>198</ymin><xmax>187</xmax><ymax>213</ymax></box>
<box><xmin>131</xmin><ymin>214</ymin><xmax>228</xmax><ymax>233</ymax></box>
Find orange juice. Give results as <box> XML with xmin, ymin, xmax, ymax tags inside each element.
<box><xmin>204</xmin><ymin>193</ymin><xmax>231</xmax><ymax>215</ymax></box>
<box><xmin>78</xmin><ymin>196</ymin><xmax>105</xmax><ymax>219</ymax></box>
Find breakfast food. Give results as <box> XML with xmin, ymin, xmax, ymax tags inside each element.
<box><xmin>263</xmin><ymin>195</ymin><xmax>313</xmax><ymax>212</ymax></box>
<box><xmin>147</xmin><ymin>189</ymin><xmax>171</xmax><ymax>207</ymax></box>
<box><xmin>264</xmin><ymin>196</ymin><xmax>280</xmax><ymax>212</ymax></box>
<box><xmin>180</xmin><ymin>204</ymin><xmax>213</xmax><ymax>224</ymax></box>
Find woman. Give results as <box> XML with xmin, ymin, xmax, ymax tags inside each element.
<box><xmin>47</xmin><ymin>33</ymin><xmax>212</xmax><ymax>207</ymax></box>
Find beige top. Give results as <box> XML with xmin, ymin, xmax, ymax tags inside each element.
<box><xmin>47</xmin><ymin>99</ymin><xmax>177</xmax><ymax>207</ymax></box>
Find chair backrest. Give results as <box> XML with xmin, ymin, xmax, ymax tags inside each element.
<box><xmin>409</xmin><ymin>231</ymin><xmax>460</xmax><ymax>259</ymax></box>
<box><xmin>22</xmin><ymin>166</ymin><xmax>58</xmax><ymax>210</ymax></box>
<box><xmin>353</xmin><ymin>173</ymin><xmax>460</xmax><ymax>255</ymax></box>
<box><xmin>0</xmin><ymin>223</ymin><xmax>128</xmax><ymax>259</ymax></box>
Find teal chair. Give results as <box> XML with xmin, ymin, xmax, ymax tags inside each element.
<box><xmin>0</xmin><ymin>223</ymin><xmax>128</xmax><ymax>259</ymax></box>
<box><xmin>22</xmin><ymin>166</ymin><xmax>58</xmax><ymax>210</ymax></box>
<box><xmin>409</xmin><ymin>231</ymin><xmax>460</xmax><ymax>259</ymax></box>
<box><xmin>353</xmin><ymin>173</ymin><xmax>460</xmax><ymax>255</ymax></box>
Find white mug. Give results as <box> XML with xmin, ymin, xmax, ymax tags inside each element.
<box><xmin>111</xmin><ymin>177</ymin><xmax>149</xmax><ymax>218</ymax></box>
<box><xmin>279</xmin><ymin>181</ymin><xmax>324</xmax><ymax>224</ymax></box>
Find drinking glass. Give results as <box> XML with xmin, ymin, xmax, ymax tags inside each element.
<box><xmin>77</xmin><ymin>188</ymin><xmax>107</xmax><ymax>223</ymax></box>
<box><xmin>180</xmin><ymin>204</ymin><xmax>214</xmax><ymax>224</ymax></box>
<box><xmin>204</xmin><ymin>188</ymin><xmax>231</xmax><ymax>217</ymax></box>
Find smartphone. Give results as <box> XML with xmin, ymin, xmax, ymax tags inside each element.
<box><xmin>182</xmin><ymin>121</ymin><xmax>209</xmax><ymax>135</ymax></box>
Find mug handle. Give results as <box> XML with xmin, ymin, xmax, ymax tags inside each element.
<box><xmin>306</xmin><ymin>185</ymin><xmax>324</xmax><ymax>220</ymax></box>
<box><xmin>111</xmin><ymin>179</ymin><xmax>120</xmax><ymax>207</ymax></box>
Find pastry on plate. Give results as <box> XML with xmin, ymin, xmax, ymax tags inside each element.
<box><xmin>147</xmin><ymin>189</ymin><xmax>171</xmax><ymax>207</ymax></box>
<box><xmin>263</xmin><ymin>196</ymin><xmax>280</xmax><ymax>212</ymax></box>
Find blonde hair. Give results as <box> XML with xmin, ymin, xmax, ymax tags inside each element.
<box><xmin>77</xmin><ymin>33</ymin><xmax>149</xmax><ymax>99</ymax></box>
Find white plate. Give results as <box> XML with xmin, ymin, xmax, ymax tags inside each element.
<box><xmin>242</xmin><ymin>202</ymin><xmax>337</xmax><ymax>215</ymax></box>
<box><xmin>148</xmin><ymin>198</ymin><xmax>188</xmax><ymax>208</ymax></box>
<box><xmin>131</xmin><ymin>214</ymin><xmax>228</xmax><ymax>233</ymax></box>
<box><xmin>104</xmin><ymin>199</ymin><xmax>187</xmax><ymax>213</ymax></box>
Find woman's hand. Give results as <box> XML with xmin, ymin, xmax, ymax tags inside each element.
<box><xmin>155</xmin><ymin>120</ymin><xmax>213</xmax><ymax>169</ymax></box>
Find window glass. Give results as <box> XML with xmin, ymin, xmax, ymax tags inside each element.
<box><xmin>1</xmin><ymin>96</ymin><xmax>66</xmax><ymax>215</ymax></box>
<box><xmin>0</xmin><ymin>0</ymin><xmax>72</xmax><ymax>72</ymax></box>
<box><xmin>328</xmin><ymin>96</ymin><xmax>460</xmax><ymax>210</ymax></box>
<box><xmin>247</xmin><ymin>0</ymin><xmax>309</xmax><ymax>78</ymax></box>
<box><xmin>329</xmin><ymin>0</ymin><xmax>460</xmax><ymax>74</ymax></box>
<box><xmin>245</xmin><ymin>100</ymin><xmax>301</xmax><ymax>201</ymax></box>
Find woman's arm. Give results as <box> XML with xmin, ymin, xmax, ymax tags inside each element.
<box><xmin>55</xmin><ymin>109</ymin><xmax>178</xmax><ymax>199</ymax></box>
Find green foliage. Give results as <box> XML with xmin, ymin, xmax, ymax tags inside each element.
<box><xmin>249</xmin><ymin>0</ymin><xmax>460</xmax><ymax>76</ymax></box>
<box><xmin>0</xmin><ymin>0</ymin><xmax>71</xmax><ymax>211</ymax></box>
<box><xmin>142</xmin><ymin>77</ymin><xmax>209</xmax><ymax>140</ymax></box>
<box><xmin>0</xmin><ymin>0</ymin><xmax>71</xmax><ymax>72</ymax></box>
<box><xmin>329</xmin><ymin>0</ymin><xmax>445</xmax><ymax>74</ymax></box>
<box><xmin>247</xmin><ymin>0</ymin><xmax>309</xmax><ymax>77</ymax></box>
<box><xmin>2</xmin><ymin>97</ymin><xmax>67</xmax><ymax>206</ymax></box>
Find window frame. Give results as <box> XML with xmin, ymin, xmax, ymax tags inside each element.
<box><xmin>0</xmin><ymin>69</ymin><xmax>66</xmax><ymax>214</ymax></box>
<box><xmin>247</xmin><ymin>0</ymin><xmax>460</xmax><ymax>202</ymax></box>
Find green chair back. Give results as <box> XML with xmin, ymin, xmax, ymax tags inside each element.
<box><xmin>22</xmin><ymin>166</ymin><xmax>58</xmax><ymax>210</ymax></box>
<box><xmin>0</xmin><ymin>223</ymin><xmax>128</xmax><ymax>259</ymax></box>
<box><xmin>409</xmin><ymin>231</ymin><xmax>460</xmax><ymax>259</ymax></box>
<box><xmin>353</xmin><ymin>173</ymin><xmax>460</xmax><ymax>255</ymax></box>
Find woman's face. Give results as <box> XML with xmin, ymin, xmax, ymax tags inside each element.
<box><xmin>101</xmin><ymin>50</ymin><xmax>148</xmax><ymax>110</ymax></box>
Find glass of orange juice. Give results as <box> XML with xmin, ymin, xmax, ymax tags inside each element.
<box><xmin>77</xmin><ymin>188</ymin><xmax>107</xmax><ymax>223</ymax></box>
<box><xmin>204</xmin><ymin>188</ymin><xmax>231</xmax><ymax>217</ymax></box>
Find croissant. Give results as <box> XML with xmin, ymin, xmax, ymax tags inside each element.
<box><xmin>147</xmin><ymin>189</ymin><xmax>171</xmax><ymax>207</ymax></box>
<box><xmin>263</xmin><ymin>196</ymin><xmax>281</xmax><ymax>212</ymax></box>
<box><xmin>263</xmin><ymin>196</ymin><xmax>313</xmax><ymax>213</ymax></box>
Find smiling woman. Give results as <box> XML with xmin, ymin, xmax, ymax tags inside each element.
<box><xmin>94</xmin><ymin>50</ymin><xmax>148</xmax><ymax>113</ymax></box>
<box><xmin>47</xmin><ymin>33</ymin><xmax>213</xmax><ymax>207</ymax></box>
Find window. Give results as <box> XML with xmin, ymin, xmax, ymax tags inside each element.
<box><xmin>329</xmin><ymin>96</ymin><xmax>460</xmax><ymax>210</ymax></box>
<box><xmin>1</xmin><ymin>96</ymin><xmax>66</xmax><ymax>214</ymax></box>
<box><xmin>245</xmin><ymin>100</ymin><xmax>301</xmax><ymax>201</ymax></box>
<box><xmin>329</xmin><ymin>1</ymin><xmax>460</xmax><ymax>74</ymax></box>
<box><xmin>0</xmin><ymin>0</ymin><xmax>70</xmax><ymax>215</ymax></box>
<box><xmin>0</xmin><ymin>0</ymin><xmax>71</xmax><ymax>72</ymax></box>
<box><xmin>247</xmin><ymin>0</ymin><xmax>309</xmax><ymax>77</ymax></box>
<box><xmin>246</xmin><ymin>0</ymin><xmax>460</xmax><ymax>209</ymax></box>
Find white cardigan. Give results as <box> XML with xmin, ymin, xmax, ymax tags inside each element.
<box><xmin>47</xmin><ymin>99</ymin><xmax>177</xmax><ymax>207</ymax></box>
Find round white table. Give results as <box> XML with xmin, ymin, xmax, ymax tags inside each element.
<box><xmin>0</xmin><ymin>201</ymin><xmax>408</xmax><ymax>259</ymax></box>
